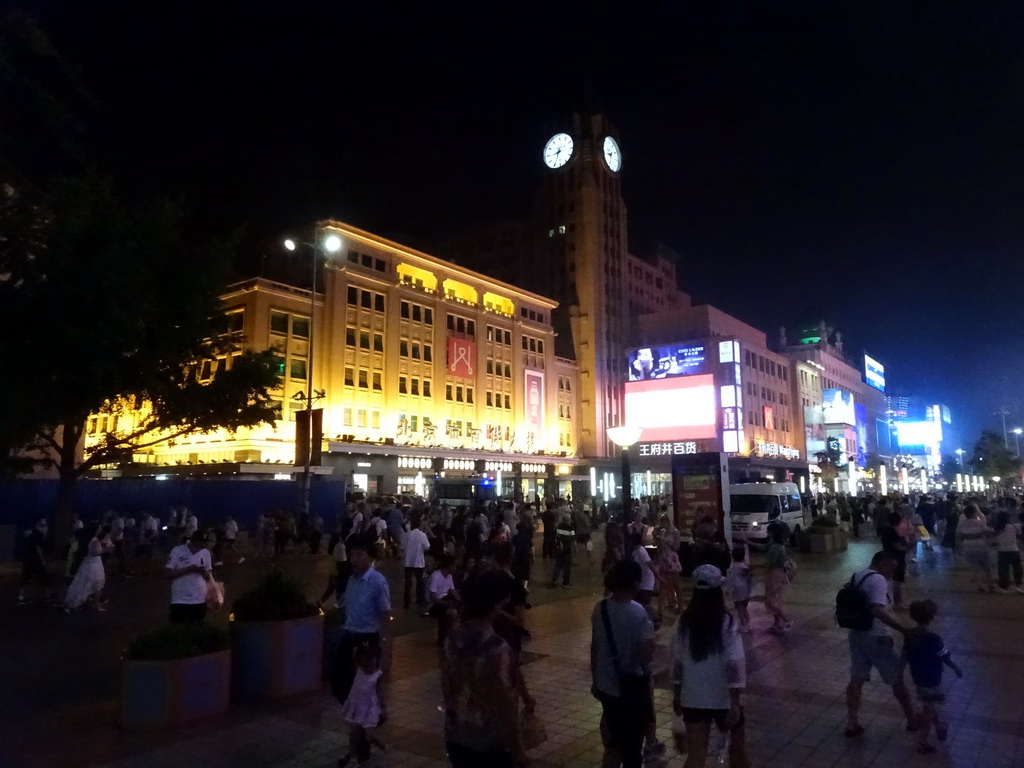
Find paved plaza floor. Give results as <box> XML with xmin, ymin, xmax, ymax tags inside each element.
<box><xmin>4</xmin><ymin>538</ymin><xmax>1024</xmax><ymax>768</ymax></box>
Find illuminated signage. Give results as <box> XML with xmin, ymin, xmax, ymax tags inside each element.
<box><xmin>822</xmin><ymin>389</ymin><xmax>856</xmax><ymax>426</ymax></box>
<box><xmin>763</xmin><ymin>406</ymin><xmax>775</xmax><ymax>431</ymax></box>
<box><xmin>627</xmin><ymin>343</ymin><xmax>706</xmax><ymax>381</ymax></box>
<box><xmin>753</xmin><ymin>440</ymin><xmax>800</xmax><ymax>460</ymax></box>
<box><xmin>864</xmin><ymin>355</ymin><xmax>885</xmax><ymax>392</ymax></box>
<box><xmin>447</xmin><ymin>336</ymin><xmax>475</xmax><ymax>379</ymax></box>
<box><xmin>896</xmin><ymin>420</ymin><xmax>941</xmax><ymax>451</ymax></box>
<box><xmin>524</xmin><ymin>370</ymin><xmax>544</xmax><ymax>438</ymax></box>
<box><xmin>635</xmin><ymin>438</ymin><xmax>719</xmax><ymax>457</ymax></box>
<box><xmin>624</xmin><ymin>374</ymin><xmax>717</xmax><ymax>442</ymax></box>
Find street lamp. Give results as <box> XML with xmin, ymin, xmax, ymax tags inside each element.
<box><xmin>1014</xmin><ymin>428</ymin><xmax>1022</xmax><ymax>456</ymax></box>
<box><xmin>607</xmin><ymin>426</ymin><xmax>643</xmax><ymax>516</ymax></box>
<box><xmin>955</xmin><ymin>448</ymin><xmax>965</xmax><ymax>467</ymax></box>
<box><xmin>282</xmin><ymin>226</ymin><xmax>342</xmax><ymax>518</ymax></box>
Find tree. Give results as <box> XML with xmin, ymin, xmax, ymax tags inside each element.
<box><xmin>971</xmin><ymin>430</ymin><xmax>1021</xmax><ymax>486</ymax></box>
<box><xmin>0</xmin><ymin>16</ymin><xmax>280</xmax><ymax>541</ymax></box>
<box><xmin>938</xmin><ymin>454</ymin><xmax>962</xmax><ymax>483</ymax></box>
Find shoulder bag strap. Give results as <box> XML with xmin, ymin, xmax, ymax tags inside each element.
<box><xmin>599</xmin><ymin>599</ymin><xmax>622</xmax><ymax>676</ymax></box>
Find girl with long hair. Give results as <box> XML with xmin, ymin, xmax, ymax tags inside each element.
<box><xmin>657</xmin><ymin>513</ymin><xmax>683</xmax><ymax>614</ymax></box>
<box><xmin>672</xmin><ymin>564</ymin><xmax>749</xmax><ymax>768</ymax></box>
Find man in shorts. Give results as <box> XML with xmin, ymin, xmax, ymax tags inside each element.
<box><xmin>844</xmin><ymin>550</ymin><xmax>916</xmax><ymax>737</ymax></box>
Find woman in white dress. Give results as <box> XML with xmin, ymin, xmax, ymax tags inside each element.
<box><xmin>64</xmin><ymin>524</ymin><xmax>112</xmax><ymax>611</ymax></box>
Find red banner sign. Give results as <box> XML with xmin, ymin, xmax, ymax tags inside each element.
<box><xmin>447</xmin><ymin>336</ymin><xmax>475</xmax><ymax>380</ymax></box>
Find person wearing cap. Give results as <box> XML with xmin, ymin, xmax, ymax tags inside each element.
<box><xmin>165</xmin><ymin>529</ymin><xmax>213</xmax><ymax>623</ymax></box>
<box><xmin>671</xmin><ymin>564</ymin><xmax>750</xmax><ymax>768</ymax></box>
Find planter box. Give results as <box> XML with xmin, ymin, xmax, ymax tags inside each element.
<box><xmin>232</xmin><ymin>614</ymin><xmax>324</xmax><ymax>701</ymax></box>
<box><xmin>121</xmin><ymin>650</ymin><xmax>230</xmax><ymax>728</ymax></box>
<box><xmin>833</xmin><ymin>529</ymin><xmax>849</xmax><ymax>551</ymax></box>
<box><xmin>808</xmin><ymin>532</ymin><xmax>834</xmax><ymax>554</ymax></box>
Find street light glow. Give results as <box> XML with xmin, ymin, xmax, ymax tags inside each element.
<box><xmin>323</xmin><ymin>234</ymin><xmax>342</xmax><ymax>253</ymax></box>
<box><xmin>284</xmin><ymin>238</ymin><xmax>297</xmax><ymax>251</ymax></box>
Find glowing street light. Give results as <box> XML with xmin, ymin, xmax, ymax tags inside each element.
<box><xmin>1014</xmin><ymin>428</ymin><xmax>1022</xmax><ymax>456</ymax></box>
<box><xmin>607</xmin><ymin>425</ymin><xmax>644</xmax><ymax>514</ymax></box>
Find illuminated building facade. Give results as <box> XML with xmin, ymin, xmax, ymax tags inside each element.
<box><xmin>627</xmin><ymin>303</ymin><xmax>808</xmax><ymax>495</ymax></box>
<box><xmin>86</xmin><ymin>222</ymin><xmax>581</xmax><ymax>499</ymax></box>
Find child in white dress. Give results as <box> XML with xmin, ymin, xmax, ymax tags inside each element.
<box><xmin>339</xmin><ymin>643</ymin><xmax>386</xmax><ymax>766</ymax></box>
<box><xmin>726</xmin><ymin>543</ymin><xmax>753</xmax><ymax>632</ymax></box>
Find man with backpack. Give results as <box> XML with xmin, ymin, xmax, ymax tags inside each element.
<box><xmin>835</xmin><ymin>550</ymin><xmax>916</xmax><ymax>738</ymax></box>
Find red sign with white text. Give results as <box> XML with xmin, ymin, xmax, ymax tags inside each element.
<box><xmin>447</xmin><ymin>336</ymin><xmax>475</xmax><ymax>380</ymax></box>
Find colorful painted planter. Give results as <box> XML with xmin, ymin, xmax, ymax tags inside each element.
<box><xmin>121</xmin><ymin>650</ymin><xmax>231</xmax><ymax>728</ymax></box>
<box><xmin>231</xmin><ymin>614</ymin><xmax>323</xmax><ymax>701</ymax></box>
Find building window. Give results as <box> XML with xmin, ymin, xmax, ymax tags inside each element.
<box><xmin>399</xmin><ymin>376</ymin><xmax>408</xmax><ymax>394</ymax></box>
<box><xmin>466</xmin><ymin>388</ymin><xmax>474</xmax><ymax>404</ymax></box>
<box><xmin>411</xmin><ymin>379</ymin><xmax>420</xmax><ymax>396</ymax></box>
<box><xmin>411</xmin><ymin>343</ymin><xmax>420</xmax><ymax>360</ymax></box>
<box><xmin>486</xmin><ymin>360</ymin><xmax>493</xmax><ymax>375</ymax></box>
<box><xmin>504</xmin><ymin>363</ymin><xmax>511</xmax><ymax>378</ymax></box>
<box><xmin>486</xmin><ymin>391</ymin><xmax>493</xmax><ymax>407</ymax></box>
<box><xmin>270</xmin><ymin>311</ymin><xmax>289</xmax><ymax>334</ymax></box>
<box><xmin>291</xmin><ymin>316</ymin><xmax>309</xmax><ymax>338</ymax></box>
<box><xmin>456</xmin><ymin>386</ymin><xmax>464</xmax><ymax>402</ymax></box>
<box><xmin>410</xmin><ymin>415</ymin><xmax>419</xmax><ymax>432</ymax></box>
<box><xmin>360</xmin><ymin>331</ymin><xmax>370</xmax><ymax>350</ymax></box>
<box><xmin>412</xmin><ymin>305</ymin><xmax>422</xmax><ymax>322</ymax></box>
<box><xmin>373</xmin><ymin>333</ymin><xmax>383</xmax><ymax>352</ymax></box>
<box><xmin>360</xmin><ymin>290</ymin><xmax>371</xmax><ymax>309</ymax></box>
<box><xmin>289</xmin><ymin>359</ymin><xmax>306</xmax><ymax>381</ymax></box>
<box><xmin>358</xmin><ymin>370</ymin><xmax>368</xmax><ymax>388</ymax></box>
<box><xmin>357</xmin><ymin>409</ymin><xmax>367</xmax><ymax>428</ymax></box>
<box><xmin>344</xmin><ymin>367</ymin><xmax>354</xmax><ymax>387</ymax></box>
<box><xmin>372</xmin><ymin>372</ymin><xmax>382</xmax><ymax>391</ymax></box>
<box><xmin>423</xmin><ymin>380</ymin><xmax>432</xmax><ymax>397</ymax></box>
<box><xmin>343</xmin><ymin>408</ymin><xmax>353</xmax><ymax>426</ymax></box>
<box><xmin>345</xmin><ymin>327</ymin><xmax>357</xmax><ymax>346</ymax></box>
<box><xmin>423</xmin><ymin>344</ymin><xmax>432</xmax><ymax>362</ymax></box>
<box><xmin>446</xmin><ymin>384</ymin><xmax>453</xmax><ymax>401</ymax></box>
<box><xmin>371</xmin><ymin>411</ymin><xmax>380</xmax><ymax>429</ymax></box>
<box><xmin>347</xmin><ymin>287</ymin><xmax>358</xmax><ymax>306</ymax></box>
<box><xmin>504</xmin><ymin>394</ymin><xmax>510</xmax><ymax>409</ymax></box>
<box><xmin>425</xmin><ymin>308</ymin><xmax>433</xmax><ymax>325</ymax></box>
<box><xmin>374</xmin><ymin>294</ymin><xmax>385</xmax><ymax>312</ymax></box>
<box><xmin>401</xmin><ymin>301</ymin><xmax>410</xmax><ymax>318</ymax></box>
<box><xmin>400</xmin><ymin>340</ymin><xmax>409</xmax><ymax>357</ymax></box>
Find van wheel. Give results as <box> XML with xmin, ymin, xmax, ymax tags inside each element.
<box><xmin>790</xmin><ymin>526</ymin><xmax>801</xmax><ymax>547</ymax></box>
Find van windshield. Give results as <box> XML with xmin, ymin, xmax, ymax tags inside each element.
<box><xmin>731</xmin><ymin>495</ymin><xmax>781</xmax><ymax>517</ymax></box>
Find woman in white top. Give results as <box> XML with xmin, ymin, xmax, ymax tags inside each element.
<box><xmin>671</xmin><ymin>564</ymin><xmax>749</xmax><ymax>768</ymax></box>
<box><xmin>64</xmin><ymin>524</ymin><xmax>112</xmax><ymax>612</ymax></box>
<box><xmin>993</xmin><ymin>511</ymin><xmax>1023</xmax><ymax>593</ymax></box>
<box><xmin>629</xmin><ymin>532</ymin><xmax>662</xmax><ymax>629</ymax></box>
<box><xmin>957</xmin><ymin>503</ymin><xmax>993</xmax><ymax>591</ymax></box>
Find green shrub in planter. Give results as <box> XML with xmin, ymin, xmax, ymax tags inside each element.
<box><xmin>231</xmin><ymin>569</ymin><xmax>323</xmax><ymax>701</ymax></box>
<box><xmin>126</xmin><ymin>622</ymin><xmax>229</xmax><ymax>661</ymax></box>
<box><xmin>231</xmin><ymin>568</ymin><xmax>318</xmax><ymax>622</ymax></box>
<box><xmin>122</xmin><ymin>623</ymin><xmax>231</xmax><ymax>728</ymax></box>
<box><xmin>809</xmin><ymin>515</ymin><xmax>839</xmax><ymax>529</ymax></box>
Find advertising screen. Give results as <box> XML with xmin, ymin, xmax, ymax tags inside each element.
<box><xmin>624</xmin><ymin>374</ymin><xmax>717</xmax><ymax>442</ymax></box>
<box><xmin>822</xmin><ymin>389</ymin><xmax>856</xmax><ymax>426</ymax></box>
<box><xmin>896</xmin><ymin>420</ymin><xmax>941</xmax><ymax>452</ymax></box>
<box><xmin>627</xmin><ymin>343</ymin><xmax>706</xmax><ymax>381</ymax></box>
<box><xmin>864</xmin><ymin>355</ymin><xmax>885</xmax><ymax>392</ymax></box>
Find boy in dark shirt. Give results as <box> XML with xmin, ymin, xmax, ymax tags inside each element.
<box><xmin>903</xmin><ymin>599</ymin><xmax>963</xmax><ymax>754</ymax></box>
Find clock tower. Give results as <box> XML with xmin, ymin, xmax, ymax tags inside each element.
<box><xmin>535</xmin><ymin>114</ymin><xmax>629</xmax><ymax>459</ymax></box>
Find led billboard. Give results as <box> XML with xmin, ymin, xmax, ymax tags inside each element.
<box><xmin>627</xmin><ymin>343</ymin><xmax>706</xmax><ymax>381</ymax></box>
<box><xmin>624</xmin><ymin>374</ymin><xmax>717</xmax><ymax>443</ymax></box>
<box><xmin>822</xmin><ymin>389</ymin><xmax>856</xmax><ymax>426</ymax></box>
<box><xmin>896</xmin><ymin>420</ymin><xmax>941</xmax><ymax>453</ymax></box>
<box><xmin>864</xmin><ymin>355</ymin><xmax>885</xmax><ymax>392</ymax></box>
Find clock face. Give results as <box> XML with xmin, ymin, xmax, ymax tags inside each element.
<box><xmin>603</xmin><ymin>136</ymin><xmax>622</xmax><ymax>172</ymax></box>
<box><xmin>543</xmin><ymin>132</ymin><xmax>574</xmax><ymax>169</ymax></box>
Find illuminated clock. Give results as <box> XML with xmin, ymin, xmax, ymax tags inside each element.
<box><xmin>543</xmin><ymin>132</ymin><xmax>574</xmax><ymax>169</ymax></box>
<box><xmin>603</xmin><ymin>136</ymin><xmax>622</xmax><ymax>172</ymax></box>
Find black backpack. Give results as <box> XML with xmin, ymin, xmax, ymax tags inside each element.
<box><xmin>835</xmin><ymin>572</ymin><xmax>883</xmax><ymax>630</ymax></box>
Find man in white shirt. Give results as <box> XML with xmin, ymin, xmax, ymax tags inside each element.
<box><xmin>214</xmin><ymin>515</ymin><xmax>244</xmax><ymax>565</ymax></box>
<box><xmin>844</xmin><ymin>550</ymin><xmax>915</xmax><ymax>738</ymax></box>
<box><xmin>403</xmin><ymin>516</ymin><xmax>432</xmax><ymax>609</ymax></box>
<box><xmin>166</xmin><ymin>531</ymin><xmax>213</xmax><ymax>623</ymax></box>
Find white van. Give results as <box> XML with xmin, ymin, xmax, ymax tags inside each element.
<box><xmin>729</xmin><ymin>482</ymin><xmax>808</xmax><ymax>543</ymax></box>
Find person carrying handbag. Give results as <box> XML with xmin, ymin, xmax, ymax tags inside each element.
<box><xmin>590</xmin><ymin>560</ymin><xmax>656</xmax><ymax>768</ymax></box>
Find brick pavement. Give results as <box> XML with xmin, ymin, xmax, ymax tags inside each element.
<box><xmin>9</xmin><ymin>539</ymin><xmax>1024</xmax><ymax>768</ymax></box>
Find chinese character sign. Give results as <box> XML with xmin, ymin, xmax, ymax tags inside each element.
<box><xmin>524</xmin><ymin>370</ymin><xmax>544</xmax><ymax>439</ymax></box>
<box><xmin>447</xmin><ymin>336</ymin><xmax>475</xmax><ymax>379</ymax></box>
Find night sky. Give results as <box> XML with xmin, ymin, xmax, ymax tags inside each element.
<box><xmin>22</xmin><ymin>1</ymin><xmax>1024</xmax><ymax>446</ymax></box>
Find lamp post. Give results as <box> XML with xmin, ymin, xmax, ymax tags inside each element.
<box><xmin>283</xmin><ymin>227</ymin><xmax>342</xmax><ymax>517</ymax></box>
<box><xmin>1013</xmin><ymin>428</ymin><xmax>1022</xmax><ymax>456</ymax></box>
<box><xmin>955</xmin><ymin>448</ymin><xmax>965</xmax><ymax>467</ymax></box>
<box><xmin>607</xmin><ymin>426</ymin><xmax>643</xmax><ymax>516</ymax></box>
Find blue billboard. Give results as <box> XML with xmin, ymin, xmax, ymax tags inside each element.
<box><xmin>864</xmin><ymin>355</ymin><xmax>885</xmax><ymax>392</ymax></box>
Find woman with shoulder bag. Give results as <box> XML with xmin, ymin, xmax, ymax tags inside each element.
<box><xmin>590</xmin><ymin>559</ymin><xmax>655</xmax><ymax>768</ymax></box>
<box><xmin>672</xmin><ymin>564</ymin><xmax>750</xmax><ymax>768</ymax></box>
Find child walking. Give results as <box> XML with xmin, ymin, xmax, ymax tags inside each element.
<box><xmin>339</xmin><ymin>643</ymin><xmax>386</xmax><ymax>766</ymax></box>
<box><xmin>903</xmin><ymin>599</ymin><xmax>963</xmax><ymax>755</ymax></box>
<box><xmin>726</xmin><ymin>543</ymin><xmax>753</xmax><ymax>632</ymax></box>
